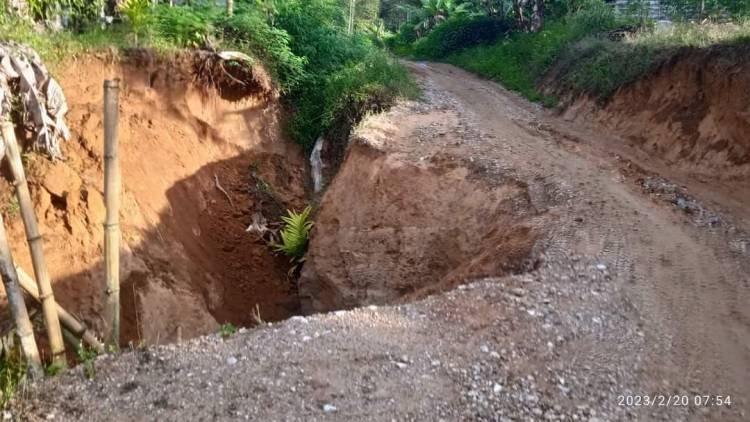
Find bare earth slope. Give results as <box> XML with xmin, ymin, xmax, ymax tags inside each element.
<box><xmin>23</xmin><ymin>63</ymin><xmax>749</xmax><ymax>421</ymax></box>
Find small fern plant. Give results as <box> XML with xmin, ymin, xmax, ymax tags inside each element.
<box><xmin>272</xmin><ymin>206</ymin><xmax>314</xmax><ymax>272</ymax></box>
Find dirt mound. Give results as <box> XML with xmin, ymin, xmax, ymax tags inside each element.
<box><xmin>0</xmin><ymin>52</ymin><xmax>307</xmax><ymax>347</ymax></box>
<box><xmin>560</xmin><ymin>43</ymin><xmax>750</xmax><ymax>178</ymax></box>
<box><xmin>299</xmin><ymin>135</ymin><xmax>540</xmax><ymax>313</ymax></box>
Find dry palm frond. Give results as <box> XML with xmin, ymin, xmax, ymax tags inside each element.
<box><xmin>0</xmin><ymin>41</ymin><xmax>70</xmax><ymax>160</ymax></box>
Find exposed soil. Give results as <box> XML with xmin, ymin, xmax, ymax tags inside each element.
<box><xmin>300</xmin><ymin>110</ymin><xmax>544</xmax><ymax>313</ymax></box>
<box><xmin>559</xmin><ymin>43</ymin><xmax>750</xmax><ymax>179</ymax></box>
<box><xmin>17</xmin><ymin>59</ymin><xmax>750</xmax><ymax>421</ymax></box>
<box><xmin>0</xmin><ymin>52</ymin><xmax>308</xmax><ymax>348</ymax></box>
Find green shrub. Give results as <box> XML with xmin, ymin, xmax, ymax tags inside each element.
<box><xmin>76</xmin><ymin>342</ymin><xmax>99</xmax><ymax>379</ymax></box>
<box><xmin>552</xmin><ymin>20</ymin><xmax>750</xmax><ymax>100</ymax></box>
<box><xmin>118</xmin><ymin>0</ymin><xmax>153</xmax><ymax>44</ymax></box>
<box><xmin>445</xmin><ymin>1</ymin><xmax>624</xmax><ymax>102</ymax></box>
<box><xmin>1</xmin><ymin>0</ymin><xmax>417</xmax><ymax>152</ymax></box>
<box><xmin>153</xmin><ymin>4</ymin><xmax>216</xmax><ymax>48</ymax></box>
<box><xmin>288</xmin><ymin>49</ymin><xmax>417</xmax><ymax>150</ymax></box>
<box><xmin>217</xmin><ymin>10</ymin><xmax>306</xmax><ymax>92</ymax></box>
<box><xmin>276</xmin><ymin>1</ymin><xmax>418</xmax><ymax>150</ymax></box>
<box><xmin>554</xmin><ymin>38</ymin><xmax>661</xmax><ymax>100</ymax></box>
<box><xmin>411</xmin><ymin>15</ymin><xmax>513</xmax><ymax>59</ymax></box>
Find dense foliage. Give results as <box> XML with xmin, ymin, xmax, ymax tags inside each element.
<box><xmin>0</xmin><ymin>0</ymin><xmax>417</xmax><ymax>151</ymax></box>
<box><xmin>448</xmin><ymin>1</ymin><xmax>622</xmax><ymax>101</ymax></box>
<box><xmin>408</xmin><ymin>15</ymin><xmax>513</xmax><ymax>58</ymax></box>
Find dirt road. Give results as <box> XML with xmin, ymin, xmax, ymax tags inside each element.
<box><xmin>23</xmin><ymin>63</ymin><xmax>750</xmax><ymax>421</ymax></box>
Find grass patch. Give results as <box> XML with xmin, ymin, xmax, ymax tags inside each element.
<box><xmin>0</xmin><ymin>342</ymin><xmax>27</xmax><ymax>409</ymax></box>
<box><xmin>444</xmin><ymin>4</ymin><xmax>623</xmax><ymax>103</ymax></box>
<box><xmin>553</xmin><ymin>20</ymin><xmax>750</xmax><ymax>101</ymax></box>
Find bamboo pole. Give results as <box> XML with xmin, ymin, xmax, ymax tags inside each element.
<box><xmin>103</xmin><ymin>80</ymin><xmax>121</xmax><ymax>348</ymax></box>
<box><xmin>0</xmin><ymin>213</ymin><xmax>43</xmax><ymax>378</ymax></box>
<box><xmin>0</xmin><ymin>122</ymin><xmax>67</xmax><ymax>367</ymax></box>
<box><xmin>16</xmin><ymin>267</ymin><xmax>105</xmax><ymax>354</ymax></box>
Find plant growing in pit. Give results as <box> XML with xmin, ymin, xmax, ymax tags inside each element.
<box><xmin>272</xmin><ymin>206</ymin><xmax>314</xmax><ymax>273</ymax></box>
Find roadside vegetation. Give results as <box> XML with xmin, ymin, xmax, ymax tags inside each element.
<box><xmin>0</xmin><ymin>0</ymin><xmax>417</xmax><ymax>151</ymax></box>
<box><xmin>385</xmin><ymin>0</ymin><xmax>750</xmax><ymax>104</ymax></box>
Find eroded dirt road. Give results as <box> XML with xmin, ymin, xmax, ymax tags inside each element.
<box><xmin>23</xmin><ymin>63</ymin><xmax>750</xmax><ymax>421</ymax></box>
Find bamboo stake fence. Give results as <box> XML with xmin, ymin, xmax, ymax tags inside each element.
<box><xmin>103</xmin><ymin>80</ymin><xmax>121</xmax><ymax>347</ymax></box>
<box><xmin>0</xmin><ymin>122</ymin><xmax>67</xmax><ymax>367</ymax></box>
<box><xmin>0</xmin><ymin>213</ymin><xmax>43</xmax><ymax>378</ymax></box>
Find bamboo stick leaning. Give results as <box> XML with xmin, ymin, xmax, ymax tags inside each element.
<box><xmin>16</xmin><ymin>267</ymin><xmax>105</xmax><ymax>354</ymax></box>
<box><xmin>0</xmin><ymin>213</ymin><xmax>43</xmax><ymax>378</ymax></box>
<box><xmin>0</xmin><ymin>122</ymin><xmax>66</xmax><ymax>367</ymax></box>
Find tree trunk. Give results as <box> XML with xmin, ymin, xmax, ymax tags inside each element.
<box><xmin>0</xmin><ymin>214</ymin><xmax>43</xmax><ymax>379</ymax></box>
<box><xmin>227</xmin><ymin>0</ymin><xmax>233</xmax><ymax>17</ymax></box>
<box><xmin>531</xmin><ymin>0</ymin><xmax>544</xmax><ymax>32</ymax></box>
<box><xmin>513</xmin><ymin>0</ymin><xmax>530</xmax><ymax>31</ymax></box>
<box><xmin>1</xmin><ymin>122</ymin><xmax>66</xmax><ymax>367</ymax></box>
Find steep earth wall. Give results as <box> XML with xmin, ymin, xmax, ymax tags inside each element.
<box><xmin>560</xmin><ymin>43</ymin><xmax>750</xmax><ymax>179</ymax></box>
<box><xmin>299</xmin><ymin>100</ymin><xmax>542</xmax><ymax>313</ymax></box>
<box><xmin>0</xmin><ymin>52</ymin><xmax>308</xmax><ymax>347</ymax></box>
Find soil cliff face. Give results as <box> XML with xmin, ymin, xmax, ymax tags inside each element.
<box><xmin>0</xmin><ymin>53</ymin><xmax>307</xmax><ymax>346</ymax></box>
<box><xmin>299</xmin><ymin>102</ymin><xmax>542</xmax><ymax>313</ymax></box>
<box><xmin>561</xmin><ymin>44</ymin><xmax>750</xmax><ymax>179</ymax></box>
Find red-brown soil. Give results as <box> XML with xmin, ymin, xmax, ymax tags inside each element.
<box><xmin>561</xmin><ymin>43</ymin><xmax>750</xmax><ymax>179</ymax></box>
<box><xmin>0</xmin><ymin>52</ymin><xmax>308</xmax><ymax>349</ymax></box>
<box><xmin>299</xmin><ymin>106</ymin><xmax>544</xmax><ymax>313</ymax></box>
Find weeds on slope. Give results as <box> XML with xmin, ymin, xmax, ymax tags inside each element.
<box><xmin>552</xmin><ymin>19</ymin><xmax>750</xmax><ymax>101</ymax></box>
<box><xmin>0</xmin><ymin>0</ymin><xmax>418</xmax><ymax>151</ymax></box>
<box><xmin>445</xmin><ymin>3</ymin><xmax>624</xmax><ymax>104</ymax></box>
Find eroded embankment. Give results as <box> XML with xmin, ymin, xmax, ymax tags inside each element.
<box><xmin>2</xmin><ymin>52</ymin><xmax>547</xmax><ymax>351</ymax></box>
<box><xmin>299</xmin><ymin>110</ymin><xmax>543</xmax><ymax>313</ymax></box>
<box><xmin>0</xmin><ymin>52</ymin><xmax>307</xmax><ymax>346</ymax></box>
<box><xmin>558</xmin><ymin>43</ymin><xmax>750</xmax><ymax>179</ymax></box>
